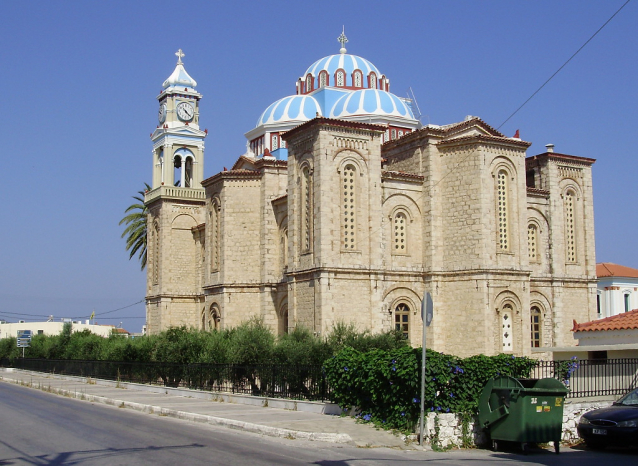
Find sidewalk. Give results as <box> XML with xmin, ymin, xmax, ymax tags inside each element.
<box><xmin>0</xmin><ymin>368</ymin><xmax>415</xmax><ymax>449</ymax></box>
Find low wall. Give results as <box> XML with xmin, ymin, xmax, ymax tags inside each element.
<box><xmin>417</xmin><ymin>399</ymin><xmax>613</xmax><ymax>448</ymax></box>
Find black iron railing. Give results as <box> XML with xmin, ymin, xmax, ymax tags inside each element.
<box><xmin>531</xmin><ymin>358</ymin><xmax>638</xmax><ymax>398</ymax></box>
<box><xmin>2</xmin><ymin>357</ymin><xmax>637</xmax><ymax>401</ymax></box>
<box><xmin>0</xmin><ymin>358</ymin><xmax>331</xmax><ymax>401</ymax></box>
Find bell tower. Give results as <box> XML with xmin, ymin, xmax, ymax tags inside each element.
<box><xmin>151</xmin><ymin>49</ymin><xmax>206</xmax><ymax>189</ymax></box>
<box><xmin>144</xmin><ymin>50</ymin><xmax>207</xmax><ymax>334</ymax></box>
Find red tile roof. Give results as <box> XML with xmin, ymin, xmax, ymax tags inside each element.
<box><xmin>597</xmin><ymin>262</ymin><xmax>638</xmax><ymax>279</ymax></box>
<box><xmin>573</xmin><ymin>309</ymin><xmax>638</xmax><ymax>332</ymax></box>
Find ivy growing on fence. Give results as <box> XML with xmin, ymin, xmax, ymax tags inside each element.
<box><xmin>323</xmin><ymin>346</ymin><xmax>537</xmax><ymax>431</ymax></box>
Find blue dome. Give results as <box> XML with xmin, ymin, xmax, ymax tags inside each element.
<box><xmin>304</xmin><ymin>54</ymin><xmax>381</xmax><ymax>88</ymax></box>
<box><xmin>330</xmin><ymin>89</ymin><xmax>415</xmax><ymax>120</ymax></box>
<box><xmin>257</xmin><ymin>95</ymin><xmax>322</xmax><ymax>126</ymax></box>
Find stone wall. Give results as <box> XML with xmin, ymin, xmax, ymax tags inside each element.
<box><xmin>415</xmin><ymin>399</ymin><xmax>612</xmax><ymax>448</ymax></box>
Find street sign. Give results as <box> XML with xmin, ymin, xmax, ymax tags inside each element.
<box><xmin>17</xmin><ymin>330</ymin><xmax>32</xmax><ymax>348</ymax></box>
<box><xmin>421</xmin><ymin>292</ymin><xmax>433</xmax><ymax>326</ymax></box>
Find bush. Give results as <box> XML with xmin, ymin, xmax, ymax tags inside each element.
<box><xmin>324</xmin><ymin>346</ymin><xmax>538</xmax><ymax>432</ymax></box>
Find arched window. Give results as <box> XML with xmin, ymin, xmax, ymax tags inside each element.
<box><xmin>341</xmin><ymin>164</ymin><xmax>357</xmax><ymax>250</ymax></box>
<box><xmin>336</xmin><ymin>70</ymin><xmax>345</xmax><ymax>87</ymax></box>
<box><xmin>173</xmin><ymin>148</ymin><xmax>194</xmax><ymax>187</ymax></box>
<box><xmin>528</xmin><ymin>224</ymin><xmax>538</xmax><ymax>262</ymax></box>
<box><xmin>384</xmin><ymin>129</ymin><xmax>389</xmax><ymax>143</ymax></box>
<box><xmin>353</xmin><ymin>70</ymin><xmax>362</xmax><ymax>88</ymax></box>
<box><xmin>271</xmin><ymin>134</ymin><xmax>279</xmax><ymax>151</ymax></box>
<box><xmin>153</xmin><ymin>222</ymin><xmax>160</xmax><ymax>284</ymax></box>
<box><xmin>497</xmin><ymin>170</ymin><xmax>509</xmax><ymax>251</ymax></box>
<box><xmin>391</xmin><ymin>128</ymin><xmax>396</xmax><ymax>140</ymax></box>
<box><xmin>211</xmin><ymin>199</ymin><xmax>221</xmax><ymax>271</ymax></box>
<box><xmin>501</xmin><ymin>304</ymin><xmax>513</xmax><ymax>352</ymax></box>
<box><xmin>395</xmin><ymin>303</ymin><xmax>410</xmax><ymax>340</ymax></box>
<box><xmin>184</xmin><ymin>157</ymin><xmax>193</xmax><ymax>187</ymax></box>
<box><xmin>278</xmin><ymin>306</ymin><xmax>289</xmax><ymax>336</ymax></box>
<box><xmin>530</xmin><ymin>306</ymin><xmax>542</xmax><ymax>348</ymax></box>
<box><xmin>564</xmin><ymin>190</ymin><xmax>576</xmax><ymax>262</ymax></box>
<box><xmin>301</xmin><ymin>166</ymin><xmax>312</xmax><ymax>253</ymax></box>
<box><xmin>305</xmin><ymin>73</ymin><xmax>313</xmax><ymax>92</ymax></box>
<box><xmin>210</xmin><ymin>304</ymin><xmax>221</xmax><ymax>331</ymax></box>
<box><xmin>319</xmin><ymin>71</ymin><xmax>328</xmax><ymax>87</ymax></box>
<box><xmin>393</xmin><ymin>212</ymin><xmax>407</xmax><ymax>254</ymax></box>
<box><xmin>369</xmin><ymin>72</ymin><xmax>377</xmax><ymax>89</ymax></box>
<box><xmin>280</xmin><ymin>227</ymin><xmax>288</xmax><ymax>272</ymax></box>
<box><xmin>173</xmin><ymin>154</ymin><xmax>182</xmax><ymax>186</ymax></box>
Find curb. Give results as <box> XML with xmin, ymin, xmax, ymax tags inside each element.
<box><xmin>0</xmin><ymin>375</ymin><xmax>353</xmax><ymax>444</ymax></box>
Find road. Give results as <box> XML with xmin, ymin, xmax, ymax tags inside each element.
<box><xmin>1</xmin><ymin>381</ymin><xmax>637</xmax><ymax>465</ymax></box>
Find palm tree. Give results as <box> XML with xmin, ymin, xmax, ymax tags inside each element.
<box><xmin>120</xmin><ymin>183</ymin><xmax>151</xmax><ymax>270</ymax></box>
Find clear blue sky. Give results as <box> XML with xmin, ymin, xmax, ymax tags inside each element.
<box><xmin>1</xmin><ymin>1</ymin><xmax>635</xmax><ymax>333</ymax></box>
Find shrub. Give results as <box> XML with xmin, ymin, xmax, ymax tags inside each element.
<box><xmin>324</xmin><ymin>346</ymin><xmax>538</xmax><ymax>432</ymax></box>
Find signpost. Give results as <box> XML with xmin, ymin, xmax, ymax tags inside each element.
<box><xmin>419</xmin><ymin>292</ymin><xmax>433</xmax><ymax>446</ymax></box>
<box><xmin>17</xmin><ymin>330</ymin><xmax>32</xmax><ymax>358</ymax></box>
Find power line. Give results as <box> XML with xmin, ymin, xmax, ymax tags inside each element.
<box><xmin>497</xmin><ymin>0</ymin><xmax>632</xmax><ymax>130</ymax></box>
<box><xmin>0</xmin><ymin>299</ymin><xmax>145</xmax><ymax>321</ymax></box>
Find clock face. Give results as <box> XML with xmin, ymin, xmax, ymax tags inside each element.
<box><xmin>176</xmin><ymin>102</ymin><xmax>195</xmax><ymax>122</ymax></box>
<box><xmin>158</xmin><ymin>103</ymin><xmax>167</xmax><ymax>123</ymax></box>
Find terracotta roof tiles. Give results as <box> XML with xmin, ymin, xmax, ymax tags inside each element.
<box><xmin>573</xmin><ymin>309</ymin><xmax>638</xmax><ymax>332</ymax></box>
<box><xmin>597</xmin><ymin>262</ymin><xmax>638</xmax><ymax>279</ymax></box>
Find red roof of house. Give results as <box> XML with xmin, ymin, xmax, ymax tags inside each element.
<box><xmin>596</xmin><ymin>263</ymin><xmax>638</xmax><ymax>279</ymax></box>
<box><xmin>573</xmin><ymin>309</ymin><xmax>638</xmax><ymax>332</ymax></box>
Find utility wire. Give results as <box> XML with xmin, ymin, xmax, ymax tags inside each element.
<box><xmin>0</xmin><ymin>299</ymin><xmax>145</xmax><ymax>321</ymax></box>
<box><xmin>497</xmin><ymin>0</ymin><xmax>631</xmax><ymax>130</ymax></box>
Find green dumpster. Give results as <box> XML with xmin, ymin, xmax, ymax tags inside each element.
<box><xmin>478</xmin><ymin>376</ymin><xmax>568</xmax><ymax>454</ymax></box>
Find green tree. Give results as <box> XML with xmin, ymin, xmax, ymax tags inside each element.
<box><xmin>119</xmin><ymin>183</ymin><xmax>150</xmax><ymax>270</ymax></box>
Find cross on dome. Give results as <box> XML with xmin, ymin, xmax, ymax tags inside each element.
<box><xmin>175</xmin><ymin>49</ymin><xmax>185</xmax><ymax>65</ymax></box>
<box><xmin>338</xmin><ymin>27</ymin><xmax>348</xmax><ymax>54</ymax></box>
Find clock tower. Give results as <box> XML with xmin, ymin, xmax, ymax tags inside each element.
<box><xmin>144</xmin><ymin>50</ymin><xmax>207</xmax><ymax>334</ymax></box>
<box><xmin>150</xmin><ymin>49</ymin><xmax>206</xmax><ymax>189</ymax></box>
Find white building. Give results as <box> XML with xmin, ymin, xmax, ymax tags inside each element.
<box><xmin>596</xmin><ymin>263</ymin><xmax>638</xmax><ymax>318</ymax></box>
<box><xmin>0</xmin><ymin>321</ymin><xmax>118</xmax><ymax>339</ymax></box>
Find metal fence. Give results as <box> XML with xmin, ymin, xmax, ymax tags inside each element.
<box><xmin>531</xmin><ymin>358</ymin><xmax>638</xmax><ymax>398</ymax></box>
<box><xmin>0</xmin><ymin>358</ymin><xmax>331</xmax><ymax>401</ymax></box>
<box><xmin>3</xmin><ymin>357</ymin><xmax>637</xmax><ymax>401</ymax></box>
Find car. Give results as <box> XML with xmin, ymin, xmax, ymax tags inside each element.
<box><xmin>577</xmin><ymin>387</ymin><xmax>638</xmax><ymax>449</ymax></box>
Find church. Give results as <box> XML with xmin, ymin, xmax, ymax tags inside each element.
<box><xmin>144</xmin><ymin>34</ymin><xmax>598</xmax><ymax>357</ymax></box>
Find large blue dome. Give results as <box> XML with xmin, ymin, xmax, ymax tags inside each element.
<box><xmin>257</xmin><ymin>95</ymin><xmax>322</xmax><ymax>126</ymax></box>
<box><xmin>330</xmin><ymin>89</ymin><xmax>415</xmax><ymax>120</ymax></box>
<box><xmin>304</xmin><ymin>54</ymin><xmax>382</xmax><ymax>88</ymax></box>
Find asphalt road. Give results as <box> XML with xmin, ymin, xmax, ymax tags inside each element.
<box><xmin>1</xmin><ymin>381</ymin><xmax>637</xmax><ymax>465</ymax></box>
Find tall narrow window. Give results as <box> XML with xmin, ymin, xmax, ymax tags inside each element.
<box><xmin>153</xmin><ymin>222</ymin><xmax>160</xmax><ymax>284</ymax></box>
<box><xmin>305</xmin><ymin>74</ymin><xmax>313</xmax><ymax>92</ymax></box>
<box><xmin>497</xmin><ymin>170</ymin><xmax>509</xmax><ymax>251</ymax></box>
<box><xmin>393</xmin><ymin>212</ymin><xmax>407</xmax><ymax>254</ymax></box>
<box><xmin>624</xmin><ymin>293</ymin><xmax>630</xmax><ymax>313</ymax></box>
<box><xmin>184</xmin><ymin>157</ymin><xmax>193</xmax><ymax>187</ymax></box>
<box><xmin>211</xmin><ymin>199</ymin><xmax>221</xmax><ymax>271</ymax></box>
<box><xmin>597</xmin><ymin>293</ymin><xmax>601</xmax><ymax>315</ymax></box>
<box><xmin>530</xmin><ymin>306</ymin><xmax>542</xmax><ymax>348</ymax></box>
<box><xmin>501</xmin><ymin>304</ymin><xmax>513</xmax><ymax>352</ymax></box>
<box><xmin>301</xmin><ymin>167</ymin><xmax>312</xmax><ymax>252</ymax></box>
<box><xmin>319</xmin><ymin>71</ymin><xmax>328</xmax><ymax>87</ymax></box>
<box><xmin>336</xmin><ymin>70</ymin><xmax>345</xmax><ymax>87</ymax></box>
<box><xmin>528</xmin><ymin>224</ymin><xmax>538</xmax><ymax>262</ymax></box>
<box><xmin>353</xmin><ymin>70</ymin><xmax>362</xmax><ymax>87</ymax></box>
<box><xmin>564</xmin><ymin>191</ymin><xmax>576</xmax><ymax>262</ymax></box>
<box><xmin>271</xmin><ymin>134</ymin><xmax>279</xmax><ymax>150</ymax></box>
<box><xmin>394</xmin><ymin>303</ymin><xmax>410</xmax><ymax>340</ymax></box>
<box><xmin>342</xmin><ymin>164</ymin><xmax>357</xmax><ymax>250</ymax></box>
<box><xmin>369</xmin><ymin>72</ymin><xmax>377</xmax><ymax>89</ymax></box>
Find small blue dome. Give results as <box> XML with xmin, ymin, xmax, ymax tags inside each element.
<box><xmin>330</xmin><ymin>89</ymin><xmax>415</xmax><ymax>120</ymax></box>
<box><xmin>304</xmin><ymin>54</ymin><xmax>381</xmax><ymax>88</ymax></box>
<box><xmin>257</xmin><ymin>95</ymin><xmax>322</xmax><ymax>126</ymax></box>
